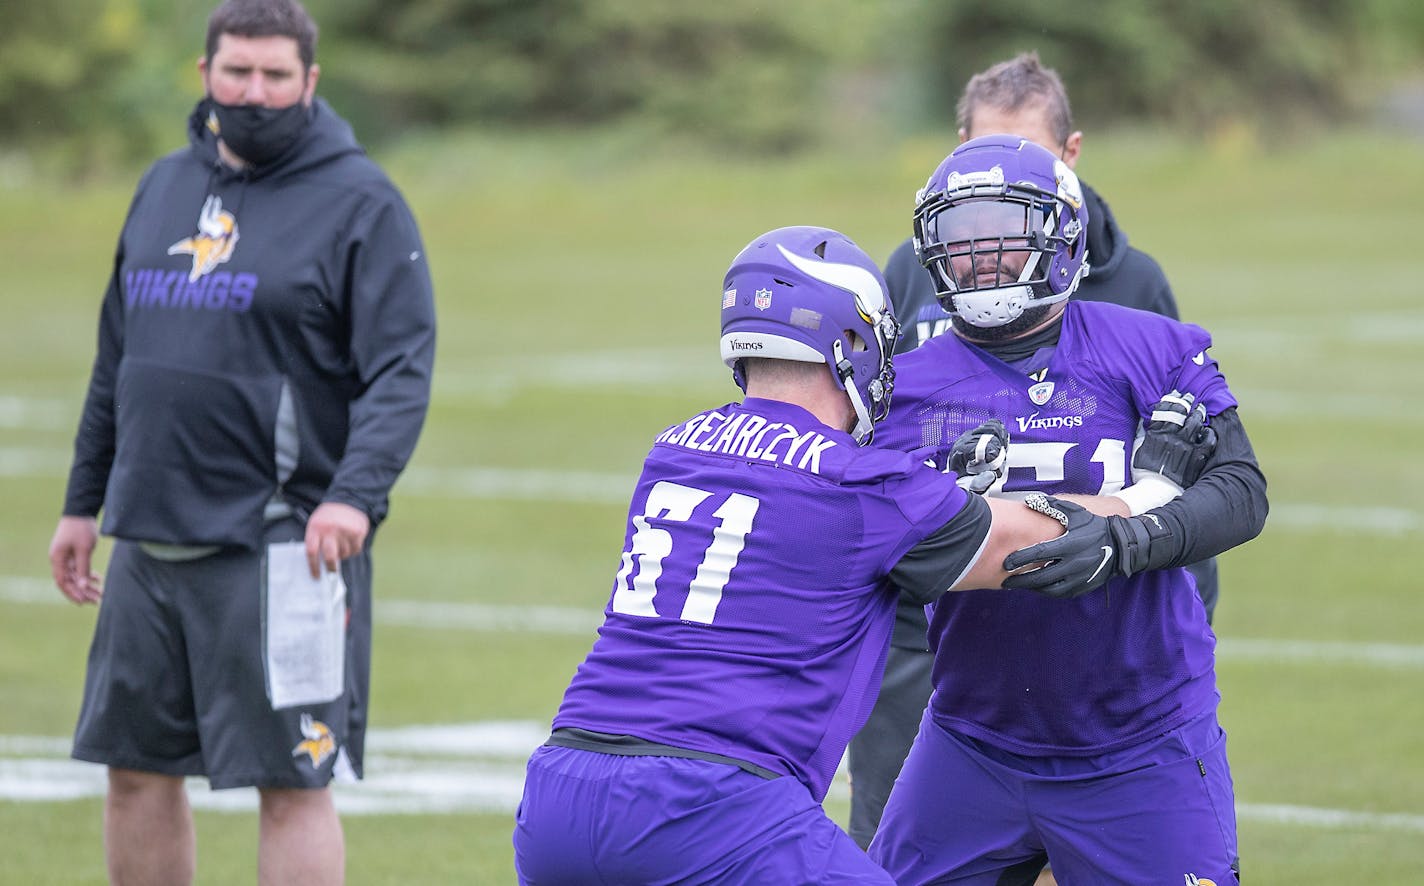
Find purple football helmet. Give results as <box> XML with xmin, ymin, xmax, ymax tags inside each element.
<box><xmin>913</xmin><ymin>134</ymin><xmax>1088</xmax><ymax>329</ymax></box>
<box><xmin>720</xmin><ymin>226</ymin><xmax>899</xmax><ymax>444</ymax></box>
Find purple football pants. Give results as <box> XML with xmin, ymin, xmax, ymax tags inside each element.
<box><xmin>869</xmin><ymin>710</ymin><xmax>1239</xmax><ymax>886</ymax></box>
<box><xmin>514</xmin><ymin>745</ymin><xmax>893</xmax><ymax>885</ymax></box>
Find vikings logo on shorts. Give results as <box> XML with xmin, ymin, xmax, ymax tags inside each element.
<box><xmin>1184</xmin><ymin>874</ymin><xmax>1217</xmax><ymax>886</ymax></box>
<box><xmin>168</xmin><ymin>195</ymin><xmax>239</xmax><ymax>282</ymax></box>
<box><xmin>291</xmin><ymin>713</ymin><xmax>337</xmax><ymax>768</ymax></box>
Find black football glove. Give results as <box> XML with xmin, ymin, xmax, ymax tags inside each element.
<box><xmin>1002</xmin><ymin>494</ymin><xmax>1174</xmax><ymax>599</ymax></box>
<box><xmin>948</xmin><ymin>419</ymin><xmax>1008</xmax><ymax>495</ymax></box>
<box><xmin>1133</xmin><ymin>390</ymin><xmax>1216</xmax><ymax>489</ymax></box>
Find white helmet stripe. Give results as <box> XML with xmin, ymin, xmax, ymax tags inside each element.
<box><xmin>1017</xmin><ymin>250</ymin><xmax>1042</xmax><ymax>284</ymax></box>
<box><xmin>777</xmin><ymin>244</ymin><xmax>887</xmax><ymax>316</ymax></box>
<box><xmin>1017</xmin><ymin>207</ymin><xmax>1055</xmax><ymax>284</ymax></box>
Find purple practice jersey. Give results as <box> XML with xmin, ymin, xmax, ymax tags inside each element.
<box><xmin>553</xmin><ymin>397</ymin><xmax>978</xmax><ymax>800</ymax></box>
<box><xmin>877</xmin><ymin>301</ymin><xmax>1238</xmax><ymax>756</ymax></box>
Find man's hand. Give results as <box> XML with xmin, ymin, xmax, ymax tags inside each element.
<box><xmin>305</xmin><ymin>502</ymin><xmax>371</xmax><ymax>578</ymax></box>
<box><xmin>1002</xmin><ymin>494</ymin><xmax>1170</xmax><ymax>599</ymax></box>
<box><xmin>1135</xmin><ymin>390</ymin><xmax>1216</xmax><ymax>488</ymax></box>
<box><xmin>49</xmin><ymin>515</ymin><xmax>102</xmax><ymax>605</ymax></box>
<box><xmin>949</xmin><ymin>419</ymin><xmax>1008</xmax><ymax>495</ymax></box>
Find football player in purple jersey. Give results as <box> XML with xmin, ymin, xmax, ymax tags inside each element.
<box><xmin>849</xmin><ymin>55</ymin><xmax>1221</xmax><ymax>865</ymax></box>
<box><xmin>511</xmin><ymin>225</ymin><xmax>1158</xmax><ymax>885</ymax></box>
<box><xmin>866</xmin><ymin>136</ymin><xmax>1267</xmax><ymax>886</ymax></box>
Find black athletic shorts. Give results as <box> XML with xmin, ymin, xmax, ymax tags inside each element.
<box><xmin>71</xmin><ymin>517</ymin><xmax>372</xmax><ymax>790</ymax></box>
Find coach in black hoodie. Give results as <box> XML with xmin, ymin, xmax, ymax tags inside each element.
<box><xmin>47</xmin><ymin>1</ymin><xmax>434</xmax><ymax>882</ymax></box>
<box><xmin>848</xmin><ymin>53</ymin><xmax>1218</xmax><ymax>861</ymax></box>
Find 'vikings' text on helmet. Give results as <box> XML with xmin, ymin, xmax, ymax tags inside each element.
<box><xmin>913</xmin><ymin>134</ymin><xmax>1088</xmax><ymax>331</ymax></box>
<box><xmin>720</xmin><ymin>226</ymin><xmax>900</xmax><ymax>444</ymax></box>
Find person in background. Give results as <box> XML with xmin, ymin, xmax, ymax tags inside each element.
<box><xmin>46</xmin><ymin>1</ymin><xmax>435</xmax><ymax>882</ymax></box>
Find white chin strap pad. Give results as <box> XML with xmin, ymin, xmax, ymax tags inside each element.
<box><xmin>952</xmin><ymin>285</ymin><xmax>1032</xmax><ymax>328</ymax></box>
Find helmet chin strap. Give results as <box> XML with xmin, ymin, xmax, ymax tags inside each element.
<box><xmin>833</xmin><ymin>339</ymin><xmax>875</xmax><ymax>444</ymax></box>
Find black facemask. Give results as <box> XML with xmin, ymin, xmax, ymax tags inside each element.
<box><xmin>209</xmin><ymin>98</ymin><xmax>312</xmax><ymax>167</ymax></box>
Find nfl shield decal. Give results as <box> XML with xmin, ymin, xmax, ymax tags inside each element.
<box><xmin>1028</xmin><ymin>380</ymin><xmax>1054</xmax><ymax>405</ymax></box>
<box><xmin>755</xmin><ymin>287</ymin><xmax>773</xmax><ymax>311</ymax></box>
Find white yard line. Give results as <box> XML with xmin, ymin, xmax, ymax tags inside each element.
<box><xmin>1217</xmin><ymin>637</ymin><xmax>1424</xmax><ymax>669</ymax></box>
<box><xmin>377</xmin><ymin>598</ymin><xmax>602</xmax><ymax>635</ymax></box>
<box><xmin>0</xmin><ymin>395</ymin><xmax>74</xmax><ymax>431</ymax></box>
<box><xmin>1237</xmin><ymin>803</ymin><xmax>1424</xmax><ymax>834</ymax></box>
<box><xmin>3</xmin><ymin>442</ymin><xmax>1417</xmax><ymax>533</ymax></box>
<box><xmin>400</xmin><ymin>465</ymin><xmax>631</xmax><ymax>504</ymax></box>
<box><xmin>2</xmin><ymin>726</ymin><xmax>1422</xmax><ymax>831</ymax></box>
<box><xmin>0</xmin><ymin>723</ymin><xmax>548</xmax><ymax>815</ymax></box>
<box><xmin>5</xmin><ymin>575</ymin><xmax>1423</xmax><ymax>670</ymax></box>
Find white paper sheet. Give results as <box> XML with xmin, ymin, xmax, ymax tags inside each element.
<box><xmin>264</xmin><ymin>541</ymin><xmax>346</xmax><ymax>710</ymax></box>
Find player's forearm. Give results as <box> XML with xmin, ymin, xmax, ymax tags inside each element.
<box><xmin>1050</xmin><ymin>493</ymin><xmax>1131</xmax><ymax>518</ymax></box>
<box><xmin>1139</xmin><ymin>409</ymin><xmax>1267</xmax><ymax>567</ymax></box>
<box><xmin>953</xmin><ymin>497</ymin><xmax>1076</xmax><ymax>590</ymax></box>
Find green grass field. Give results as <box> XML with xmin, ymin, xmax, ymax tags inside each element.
<box><xmin>3</xmin><ymin>124</ymin><xmax>1422</xmax><ymax>883</ymax></box>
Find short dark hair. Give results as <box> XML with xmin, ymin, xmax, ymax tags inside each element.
<box><xmin>739</xmin><ymin>357</ymin><xmax>829</xmax><ymax>387</ymax></box>
<box><xmin>206</xmin><ymin>0</ymin><xmax>319</xmax><ymax>69</ymax></box>
<box><xmin>957</xmin><ymin>52</ymin><xmax>1074</xmax><ymax>147</ymax></box>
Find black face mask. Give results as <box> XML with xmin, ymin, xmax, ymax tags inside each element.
<box><xmin>209</xmin><ymin>99</ymin><xmax>312</xmax><ymax>166</ymax></box>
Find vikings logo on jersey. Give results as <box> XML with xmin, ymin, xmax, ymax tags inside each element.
<box><xmin>290</xmin><ymin>713</ymin><xmax>337</xmax><ymax>768</ymax></box>
<box><xmin>168</xmin><ymin>194</ymin><xmax>239</xmax><ymax>282</ymax></box>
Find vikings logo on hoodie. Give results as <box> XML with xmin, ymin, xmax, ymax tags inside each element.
<box><xmin>168</xmin><ymin>194</ymin><xmax>239</xmax><ymax>281</ymax></box>
<box><xmin>124</xmin><ymin>194</ymin><xmax>256</xmax><ymax>312</ymax></box>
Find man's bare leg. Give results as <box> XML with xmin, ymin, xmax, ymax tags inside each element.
<box><xmin>106</xmin><ymin>767</ymin><xmax>195</xmax><ymax>886</ymax></box>
<box><xmin>258</xmin><ymin>786</ymin><xmax>344</xmax><ymax>886</ymax></box>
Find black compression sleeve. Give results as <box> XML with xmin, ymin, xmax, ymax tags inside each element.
<box><xmin>888</xmin><ymin>494</ymin><xmax>993</xmax><ymax>605</ymax></box>
<box><xmin>1140</xmin><ymin>407</ymin><xmax>1268</xmax><ymax>567</ymax></box>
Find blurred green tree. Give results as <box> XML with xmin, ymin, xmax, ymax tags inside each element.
<box><xmin>307</xmin><ymin>0</ymin><xmax>876</xmax><ymax>152</ymax></box>
<box><xmin>901</xmin><ymin>0</ymin><xmax>1424</xmax><ymax>138</ymax></box>
<box><xmin>0</xmin><ymin>0</ymin><xmax>205</xmax><ymax>177</ymax></box>
<box><xmin>0</xmin><ymin>0</ymin><xmax>1419</xmax><ymax>178</ymax></box>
